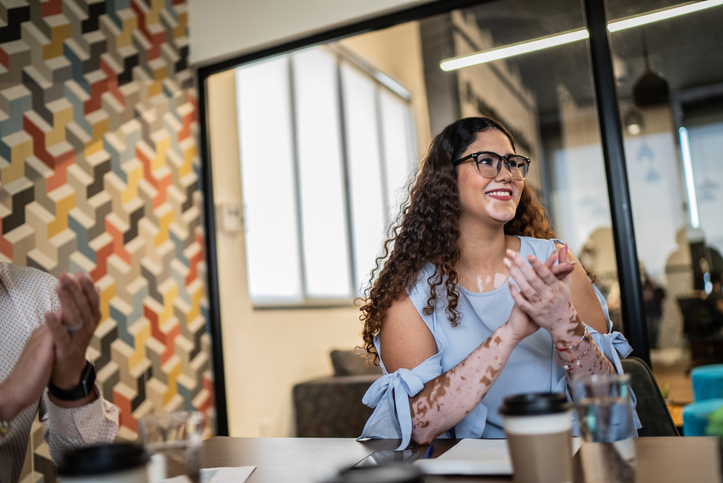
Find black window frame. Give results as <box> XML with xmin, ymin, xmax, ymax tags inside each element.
<box><xmin>195</xmin><ymin>0</ymin><xmax>647</xmax><ymax>436</ymax></box>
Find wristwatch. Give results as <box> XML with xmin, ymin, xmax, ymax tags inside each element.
<box><xmin>48</xmin><ymin>361</ymin><xmax>96</xmax><ymax>401</ymax></box>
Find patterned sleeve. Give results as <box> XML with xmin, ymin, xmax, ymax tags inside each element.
<box><xmin>9</xmin><ymin>264</ymin><xmax>120</xmax><ymax>465</ymax></box>
<box><xmin>39</xmin><ymin>387</ymin><xmax>119</xmax><ymax>466</ymax></box>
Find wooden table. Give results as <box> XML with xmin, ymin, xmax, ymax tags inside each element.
<box><xmin>202</xmin><ymin>436</ymin><xmax>722</xmax><ymax>483</ymax></box>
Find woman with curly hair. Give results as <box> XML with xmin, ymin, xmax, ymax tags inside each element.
<box><xmin>358</xmin><ymin>117</ymin><xmax>637</xmax><ymax>448</ymax></box>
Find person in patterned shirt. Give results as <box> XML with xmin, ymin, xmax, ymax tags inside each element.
<box><xmin>0</xmin><ymin>263</ymin><xmax>119</xmax><ymax>483</ymax></box>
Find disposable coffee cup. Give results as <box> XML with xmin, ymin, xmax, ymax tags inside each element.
<box><xmin>500</xmin><ymin>393</ymin><xmax>574</xmax><ymax>483</ymax></box>
<box><xmin>57</xmin><ymin>443</ymin><xmax>150</xmax><ymax>483</ymax></box>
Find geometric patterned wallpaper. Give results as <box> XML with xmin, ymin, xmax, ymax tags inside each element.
<box><xmin>0</xmin><ymin>1</ymin><xmax>214</xmax><ymax>481</ymax></box>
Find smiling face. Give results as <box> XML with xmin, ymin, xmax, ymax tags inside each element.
<box><xmin>456</xmin><ymin>129</ymin><xmax>523</xmax><ymax>227</ymax></box>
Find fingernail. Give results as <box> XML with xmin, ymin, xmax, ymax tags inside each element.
<box><xmin>506</xmin><ymin>249</ymin><xmax>514</xmax><ymax>256</ymax></box>
<box><xmin>569</xmin><ymin>261</ymin><xmax>577</xmax><ymax>265</ymax></box>
<box><xmin>527</xmin><ymin>255</ymin><xmax>535</xmax><ymax>260</ymax></box>
<box><xmin>503</xmin><ymin>258</ymin><xmax>511</xmax><ymax>267</ymax></box>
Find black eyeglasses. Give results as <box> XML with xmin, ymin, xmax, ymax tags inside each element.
<box><xmin>452</xmin><ymin>151</ymin><xmax>531</xmax><ymax>181</ymax></box>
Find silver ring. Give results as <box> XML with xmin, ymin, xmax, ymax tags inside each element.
<box><xmin>66</xmin><ymin>321</ymin><xmax>84</xmax><ymax>333</ymax></box>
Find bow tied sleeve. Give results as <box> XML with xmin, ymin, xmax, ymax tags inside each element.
<box><xmin>358</xmin><ymin>339</ymin><xmax>445</xmax><ymax>450</ymax></box>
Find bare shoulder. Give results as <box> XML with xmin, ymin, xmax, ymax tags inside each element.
<box><xmin>379</xmin><ymin>294</ymin><xmax>438</xmax><ymax>373</ymax></box>
<box><xmin>554</xmin><ymin>243</ymin><xmax>609</xmax><ymax>334</ymax></box>
<box><xmin>506</xmin><ymin>235</ymin><xmax>521</xmax><ymax>252</ymax></box>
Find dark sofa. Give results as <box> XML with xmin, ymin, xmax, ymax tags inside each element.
<box><xmin>293</xmin><ymin>349</ymin><xmax>382</xmax><ymax>437</ymax></box>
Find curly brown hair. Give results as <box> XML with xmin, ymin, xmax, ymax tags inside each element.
<box><xmin>359</xmin><ymin>117</ymin><xmax>556</xmax><ymax>364</ymax></box>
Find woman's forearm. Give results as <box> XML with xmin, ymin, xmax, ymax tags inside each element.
<box><xmin>409</xmin><ymin>322</ymin><xmax>520</xmax><ymax>444</ymax></box>
<box><xmin>0</xmin><ymin>379</ymin><xmax>21</xmax><ymax>422</ymax></box>
<box><xmin>547</xmin><ymin>311</ymin><xmax>615</xmax><ymax>377</ymax></box>
<box><xmin>560</xmin><ymin>336</ymin><xmax>615</xmax><ymax>377</ymax></box>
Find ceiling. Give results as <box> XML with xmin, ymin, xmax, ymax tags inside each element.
<box><xmin>465</xmin><ymin>0</ymin><xmax>723</xmax><ymax>115</ymax></box>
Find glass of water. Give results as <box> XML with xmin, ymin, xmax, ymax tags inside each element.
<box><xmin>571</xmin><ymin>374</ymin><xmax>636</xmax><ymax>483</ymax></box>
<box><xmin>138</xmin><ymin>411</ymin><xmax>203</xmax><ymax>483</ymax></box>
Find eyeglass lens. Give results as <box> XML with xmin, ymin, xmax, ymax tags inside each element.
<box><xmin>475</xmin><ymin>153</ymin><xmax>529</xmax><ymax>180</ymax></box>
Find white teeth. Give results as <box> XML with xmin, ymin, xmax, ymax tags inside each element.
<box><xmin>487</xmin><ymin>191</ymin><xmax>511</xmax><ymax>197</ymax></box>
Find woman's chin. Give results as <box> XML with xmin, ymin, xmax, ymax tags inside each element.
<box><xmin>490</xmin><ymin>211</ymin><xmax>516</xmax><ymax>224</ymax></box>
<box><xmin>462</xmin><ymin>208</ymin><xmax>517</xmax><ymax>226</ymax></box>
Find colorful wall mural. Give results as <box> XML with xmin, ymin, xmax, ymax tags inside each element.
<box><xmin>0</xmin><ymin>1</ymin><xmax>213</xmax><ymax>480</ymax></box>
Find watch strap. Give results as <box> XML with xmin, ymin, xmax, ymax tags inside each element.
<box><xmin>48</xmin><ymin>361</ymin><xmax>96</xmax><ymax>401</ymax></box>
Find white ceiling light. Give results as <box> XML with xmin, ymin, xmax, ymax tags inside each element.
<box><xmin>608</xmin><ymin>0</ymin><xmax>723</xmax><ymax>32</ymax></box>
<box><xmin>441</xmin><ymin>29</ymin><xmax>588</xmax><ymax>71</ymax></box>
<box><xmin>679</xmin><ymin>127</ymin><xmax>700</xmax><ymax>229</ymax></box>
<box><xmin>440</xmin><ymin>0</ymin><xmax>723</xmax><ymax>71</ymax></box>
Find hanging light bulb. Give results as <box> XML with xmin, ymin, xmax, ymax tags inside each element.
<box><xmin>623</xmin><ymin>107</ymin><xmax>645</xmax><ymax>135</ymax></box>
<box><xmin>633</xmin><ymin>31</ymin><xmax>669</xmax><ymax>107</ymax></box>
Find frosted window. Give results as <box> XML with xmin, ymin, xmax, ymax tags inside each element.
<box><xmin>380</xmin><ymin>88</ymin><xmax>415</xmax><ymax>220</ymax></box>
<box><xmin>236</xmin><ymin>57</ymin><xmax>302</xmax><ymax>303</ymax></box>
<box><xmin>688</xmin><ymin>121</ymin><xmax>723</xmax><ymax>257</ymax></box>
<box><xmin>292</xmin><ymin>48</ymin><xmax>351</xmax><ymax>298</ymax></box>
<box><xmin>234</xmin><ymin>48</ymin><xmax>416</xmax><ymax>306</ymax></box>
<box><xmin>341</xmin><ymin>63</ymin><xmax>387</xmax><ymax>292</ymax></box>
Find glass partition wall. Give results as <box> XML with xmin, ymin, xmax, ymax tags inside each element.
<box><xmin>198</xmin><ymin>0</ymin><xmax>723</xmax><ymax>436</ymax></box>
<box><xmin>603</xmin><ymin>0</ymin><xmax>723</xmax><ymax>405</ymax></box>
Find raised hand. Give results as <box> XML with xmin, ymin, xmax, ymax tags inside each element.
<box><xmin>505</xmin><ymin>300</ymin><xmax>540</xmax><ymax>343</ymax></box>
<box><xmin>44</xmin><ymin>272</ymin><xmax>101</xmax><ymax>392</ymax></box>
<box><xmin>550</xmin><ymin>244</ymin><xmax>575</xmax><ymax>284</ymax></box>
<box><xmin>504</xmin><ymin>248</ymin><xmax>575</xmax><ymax>342</ymax></box>
<box><xmin>0</xmin><ymin>325</ymin><xmax>54</xmax><ymax>420</ymax></box>
<box><xmin>504</xmin><ymin>249</ymin><xmax>582</xmax><ymax>347</ymax></box>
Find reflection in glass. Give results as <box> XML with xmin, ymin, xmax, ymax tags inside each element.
<box><xmin>607</xmin><ymin>0</ymin><xmax>723</xmax><ymax>359</ymax></box>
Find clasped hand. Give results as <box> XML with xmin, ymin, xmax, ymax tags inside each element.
<box><xmin>504</xmin><ymin>246</ymin><xmax>579</xmax><ymax>343</ymax></box>
<box><xmin>0</xmin><ymin>273</ymin><xmax>101</xmax><ymax>420</ymax></box>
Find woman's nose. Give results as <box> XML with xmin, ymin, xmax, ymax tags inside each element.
<box><xmin>494</xmin><ymin>161</ymin><xmax>513</xmax><ymax>182</ymax></box>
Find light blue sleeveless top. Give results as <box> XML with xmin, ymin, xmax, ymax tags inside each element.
<box><xmin>359</xmin><ymin>236</ymin><xmax>638</xmax><ymax>450</ymax></box>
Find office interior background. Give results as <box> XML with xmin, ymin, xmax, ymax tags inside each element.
<box><xmin>2</xmin><ymin>0</ymin><xmax>722</xmax><ymax>480</ymax></box>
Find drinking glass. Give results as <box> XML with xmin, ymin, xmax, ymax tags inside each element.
<box><xmin>571</xmin><ymin>374</ymin><xmax>636</xmax><ymax>483</ymax></box>
<box><xmin>138</xmin><ymin>411</ymin><xmax>203</xmax><ymax>483</ymax></box>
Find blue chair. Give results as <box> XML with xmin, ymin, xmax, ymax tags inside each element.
<box><xmin>682</xmin><ymin>398</ymin><xmax>723</xmax><ymax>436</ymax></box>
<box><xmin>691</xmin><ymin>364</ymin><xmax>723</xmax><ymax>402</ymax></box>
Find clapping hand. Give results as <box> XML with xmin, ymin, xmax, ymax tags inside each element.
<box><xmin>44</xmin><ymin>272</ymin><xmax>101</xmax><ymax>395</ymax></box>
<box><xmin>0</xmin><ymin>272</ymin><xmax>102</xmax><ymax>419</ymax></box>
<box><xmin>549</xmin><ymin>244</ymin><xmax>575</xmax><ymax>284</ymax></box>
<box><xmin>505</xmin><ymin>248</ymin><xmax>575</xmax><ymax>342</ymax></box>
<box><xmin>504</xmin><ymin>246</ymin><xmax>580</xmax><ymax>344</ymax></box>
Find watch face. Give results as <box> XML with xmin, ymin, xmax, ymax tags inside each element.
<box><xmin>81</xmin><ymin>362</ymin><xmax>96</xmax><ymax>396</ymax></box>
<box><xmin>49</xmin><ymin>361</ymin><xmax>96</xmax><ymax>401</ymax></box>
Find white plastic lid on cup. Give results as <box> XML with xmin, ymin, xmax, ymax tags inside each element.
<box><xmin>499</xmin><ymin>392</ymin><xmax>573</xmax><ymax>434</ymax></box>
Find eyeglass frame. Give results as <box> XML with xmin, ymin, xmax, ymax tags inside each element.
<box><xmin>452</xmin><ymin>151</ymin><xmax>532</xmax><ymax>180</ymax></box>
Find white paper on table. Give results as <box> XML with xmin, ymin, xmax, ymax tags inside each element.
<box><xmin>414</xmin><ymin>438</ymin><xmax>582</xmax><ymax>475</ymax></box>
<box><xmin>160</xmin><ymin>467</ymin><xmax>256</xmax><ymax>483</ymax></box>
<box><xmin>201</xmin><ymin>467</ymin><xmax>256</xmax><ymax>483</ymax></box>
